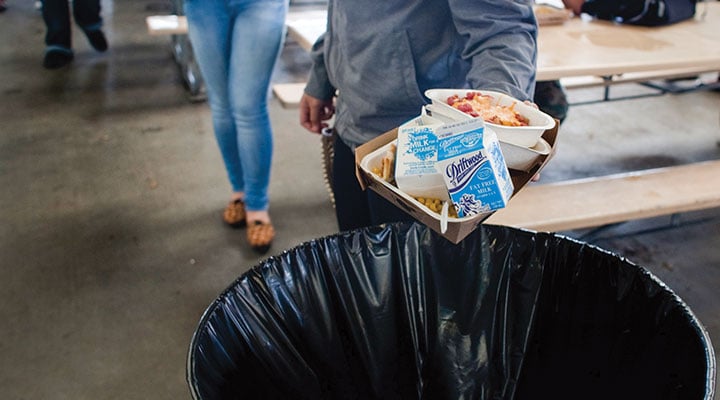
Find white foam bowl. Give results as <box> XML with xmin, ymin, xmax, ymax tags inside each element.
<box><xmin>424</xmin><ymin>89</ymin><xmax>555</xmax><ymax>147</ymax></box>
<box><xmin>500</xmin><ymin>137</ymin><xmax>551</xmax><ymax>171</ymax></box>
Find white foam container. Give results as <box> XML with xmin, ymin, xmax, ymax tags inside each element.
<box><xmin>423</xmin><ymin>104</ymin><xmax>550</xmax><ymax>172</ymax></box>
<box><xmin>499</xmin><ymin>137</ymin><xmax>552</xmax><ymax>172</ymax></box>
<box><xmin>424</xmin><ymin>88</ymin><xmax>555</xmax><ymax>147</ymax></box>
<box><xmin>355</xmin><ymin>119</ymin><xmax>559</xmax><ymax>243</ymax></box>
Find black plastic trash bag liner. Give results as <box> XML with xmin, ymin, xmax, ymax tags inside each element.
<box><xmin>187</xmin><ymin>223</ymin><xmax>716</xmax><ymax>400</ymax></box>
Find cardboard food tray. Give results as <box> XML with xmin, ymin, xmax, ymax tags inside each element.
<box><xmin>355</xmin><ymin>120</ymin><xmax>560</xmax><ymax>244</ymax></box>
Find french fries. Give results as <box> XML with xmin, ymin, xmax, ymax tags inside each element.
<box><xmin>372</xmin><ymin>144</ymin><xmax>396</xmax><ymax>183</ymax></box>
<box><xmin>371</xmin><ymin>143</ymin><xmax>456</xmax><ymax>218</ymax></box>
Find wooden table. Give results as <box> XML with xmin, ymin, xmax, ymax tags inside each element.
<box><xmin>282</xmin><ymin>4</ymin><xmax>720</xmax><ymax>86</ymax></box>
<box><xmin>285</xmin><ymin>9</ymin><xmax>327</xmax><ymax>53</ymax></box>
<box><xmin>536</xmin><ymin>3</ymin><xmax>720</xmax><ymax>81</ymax></box>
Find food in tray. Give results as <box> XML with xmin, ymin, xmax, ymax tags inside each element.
<box><xmin>425</xmin><ymin>88</ymin><xmax>555</xmax><ymax>147</ymax></box>
<box><xmin>365</xmin><ymin>116</ymin><xmax>514</xmax><ymax>219</ymax></box>
<box><xmin>371</xmin><ymin>143</ymin><xmax>396</xmax><ymax>182</ymax></box>
<box><xmin>447</xmin><ymin>92</ymin><xmax>530</xmax><ymax>127</ymax></box>
<box><xmin>414</xmin><ymin>196</ymin><xmax>458</xmax><ymax>218</ymax></box>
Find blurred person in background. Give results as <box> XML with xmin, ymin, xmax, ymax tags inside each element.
<box><xmin>41</xmin><ymin>0</ymin><xmax>108</xmax><ymax>69</ymax></box>
<box><xmin>184</xmin><ymin>0</ymin><xmax>288</xmax><ymax>254</ymax></box>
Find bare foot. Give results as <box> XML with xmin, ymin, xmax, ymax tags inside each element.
<box><xmin>230</xmin><ymin>192</ymin><xmax>244</xmax><ymax>202</ymax></box>
<box><xmin>246</xmin><ymin>210</ymin><xmax>271</xmax><ymax>225</ymax></box>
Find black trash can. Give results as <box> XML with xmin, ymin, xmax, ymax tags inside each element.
<box><xmin>187</xmin><ymin>223</ymin><xmax>716</xmax><ymax>400</ymax></box>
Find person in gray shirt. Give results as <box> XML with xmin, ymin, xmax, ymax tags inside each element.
<box><xmin>300</xmin><ymin>0</ymin><xmax>538</xmax><ymax>232</ymax></box>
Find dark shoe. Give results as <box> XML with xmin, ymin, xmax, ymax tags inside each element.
<box><xmin>247</xmin><ymin>221</ymin><xmax>275</xmax><ymax>254</ymax></box>
<box><xmin>84</xmin><ymin>29</ymin><xmax>108</xmax><ymax>52</ymax></box>
<box><xmin>43</xmin><ymin>49</ymin><xmax>74</xmax><ymax>69</ymax></box>
<box><xmin>223</xmin><ymin>199</ymin><xmax>247</xmax><ymax>228</ymax></box>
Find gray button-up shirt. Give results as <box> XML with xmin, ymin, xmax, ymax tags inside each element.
<box><xmin>304</xmin><ymin>0</ymin><xmax>538</xmax><ymax>148</ymax></box>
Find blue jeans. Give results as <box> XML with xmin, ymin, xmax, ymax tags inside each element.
<box><xmin>42</xmin><ymin>0</ymin><xmax>102</xmax><ymax>51</ymax></box>
<box><xmin>184</xmin><ymin>0</ymin><xmax>287</xmax><ymax>211</ymax></box>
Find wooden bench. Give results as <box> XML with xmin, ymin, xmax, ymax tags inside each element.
<box><xmin>272</xmin><ymin>82</ymin><xmax>306</xmax><ymax>108</ymax></box>
<box><xmin>560</xmin><ymin>69</ymin><xmax>720</xmax><ymax>104</ymax></box>
<box><xmin>560</xmin><ymin>68</ymin><xmax>718</xmax><ymax>90</ymax></box>
<box><xmin>485</xmin><ymin>160</ymin><xmax>720</xmax><ymax>232</ymax></box>
<box><xmin>146</xmin><ymin>15</ymin><xmax>187</xmax><ymax>35</ymax></box>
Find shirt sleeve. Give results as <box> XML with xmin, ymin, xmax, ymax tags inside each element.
<box><xmin>304</xmin><ymin>33</ymin><xmax>337</xmax><ymax>101</ymax></box>
<box><xmin>448</xmin><ymin>0</ymin><xmax>539</xmax><ymax>101</ymax></box>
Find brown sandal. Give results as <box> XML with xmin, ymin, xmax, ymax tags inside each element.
<box><xmin>247</xmin><ymin>220</ymin><xmax>275</xmax><ymax>254</ymax></box>
<box><xmin>223</xmin><ymin>199</ymin><xmax>246</xmax><ymax>228</ymax></box>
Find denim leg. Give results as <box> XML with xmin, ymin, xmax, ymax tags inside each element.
<box><xmin>226</xmin><ymin>0</ymin><xmax>287</xmax><ymax>211</ymax></box>
<box><xmin>186</xmin><ymin>0</ymin><xmax>287</xmax><ymax>212</ymax></box>
<box><xmin>72</xmin><ymin>0</ymin><xmax>102</xmax><ymax>32</ymax></box>
<box><xmin>41</xmin><ymin>0</ymin><xmax>72</xmax><ymax>49</ymax></box>
<box><xmin>185</xmin><ymin>0</ymin><xmax>245</xmax><ymax>198</ymax></box>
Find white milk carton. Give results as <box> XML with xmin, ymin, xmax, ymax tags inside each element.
<box><xmin>436</xmin><ymin>119</ymin><xmax>514</xmax><ymax>217</ymax></box>
<box><xmin>394</xmin><ymin>120</ymin><xmax>449</xmax><ymax>201</ymax></box>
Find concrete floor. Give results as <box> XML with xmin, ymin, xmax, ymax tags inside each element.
<box><xmin>1</xmin><ymin>1</ymin><xmax>718</xmax><ymax>399</ymax></box>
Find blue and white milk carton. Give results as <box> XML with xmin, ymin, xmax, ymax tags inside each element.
<box><xmin>395</xmin><ymin>120</ymin><xmax>449</xmax><ymax>201</ymax></box>
<box><xmin>436</xmin><ymin>119</ymin><xmax>514</xmax><ymax>217</ymax></box>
